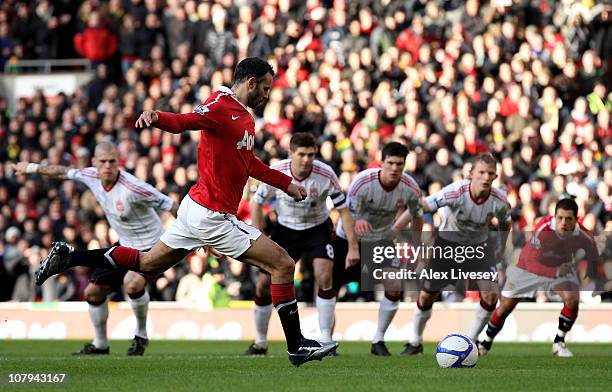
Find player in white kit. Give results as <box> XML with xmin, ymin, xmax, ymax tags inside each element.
<box><xmin>12</xmin><ymin>142</ymin><xmax>177</xmax><ymax>355</ymax></box>
<box><xmin>333</xmin><ymin>142</ymin><xmax>424</xmax><ymax>356</ymax></box>
<box><xmin>402</xmin><ymin>153</ymin><xmax>511</xmax><ymax>355</ymax></box>
<box><xmin>242</xmin><ymin>132</ymin><xmax>359</xmax><ymax>355</ymax></box>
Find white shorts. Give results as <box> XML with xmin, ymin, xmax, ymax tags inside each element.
<box><xmin>160</xmin><ymin>195</ymin><xmax>261</xmax><ymax>258</ymax></box>
<box><xmin>501</xmin><ymin>264</ymin><xmax>580</xmax><ymax>298</ymax></box>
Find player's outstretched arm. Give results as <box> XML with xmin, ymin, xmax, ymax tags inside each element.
<box><xmin>285</xmin><ymin>183</ymin><xmax>307</xmax><ymax>202</ymax></box>
<box><xmin>11</xmin><ymin>162</ymin><xmax>70</xmax><ymax>180</ymax></box>
<box><xmin>135</xmin><ymin>110</ymin><xmax>159</xmax><ymax>128</ymax></box>
<box><xmin>250</xmin><ymin>199</ymin><xmax>266</xmax><ymax>231</ymax></box>
<box><xmin>135</xmin><ymin>110</ymin><xmax>216</xmax><ymax>134</ymax></box>
<box><xmin>166</xmin><ymin>201</ymin><xmax>179</xmax><ymax>218</ymax></box>
<box><xmin>421</xmin><ymin>197</ymin><xmax>430</xmax><ymax>214</ymax></box>
<box><xmin>249</xmin><ymin>156</ymin><xmax>306</xmax><ymax>200</ymax></box>
<box><xmin>339</xmin><ymin>208</ymin><xmax>360</xmax><ymax>268</ymax></box>
<box><xmin>391</xmin><ymin>211</ymin><xmax>423</xmax><ymax>243</ymax></box>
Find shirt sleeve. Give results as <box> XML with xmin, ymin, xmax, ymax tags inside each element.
<box><xmin>425</xmin><ymin>183</ymin><xmax>460</xmax><ymax>213</ymax></box>
<box><xmin>253</xmin><ymin>181</ymin><xmax>273</xmax><ymax>204</ymax></box>
<box><xmin>327</xmin><ymin>170</ymin><xmax>347</xmax><ymax>209</ymax></box>
<box><xmin>249</xmin><ymin>156</ymin><xmax>292</xmax><ymax>192</ymax></box>
<box><xmin>155</xmin><ymin>97</ymin><xmax>225</xmax><ymax>133</ymax></box>
<box><xmin>132</xmin><ymin>181</ymin><xmax>174</xmax><ymax>211</ymax></box>
<box><xmin>347</xmin><ymin>178</ymin><xmax>367</xmax><ymax>217</ymax></box>
<box><xmin>66</xmin><ymin>167</ymin><xmax>98</xmax><ymax>188</ymax></box>
<box><xmin>584</xmin><ymin>238</ymin><xmax>602</xmax><ymax>264</ymax></box>
<box><xmin>580</xmin><ymin>231</ymin><xmax>603</xmax><ymax>279</ymax></box>
<box><xmin>496</xmin><ymin>203</ymin><xmax>512</xmax><ymax>225</ymax></box>
<box><xmin>406</xmin><ymin>190</ymin><xmax>423</xmax><ymax>218</ymax></box>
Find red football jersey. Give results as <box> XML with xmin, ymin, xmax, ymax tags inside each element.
<box><xmin>517</xmin><ymin>216</ymin><xmax>600</xmax><ymax>278</ymax></box>
<box><xmin>154</xmin><ymin>86</ymin><xmax>292</xmax><ymax>215</ymax></box>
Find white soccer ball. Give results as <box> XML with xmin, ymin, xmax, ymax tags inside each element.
<box><xmin>435</xmin><ymin>334</ymin><xmax>478</xmax><ymax>368</ymax></box>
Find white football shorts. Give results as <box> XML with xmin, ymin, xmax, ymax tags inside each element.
<box><xmin>160</xmin><ymin>195</ymin><xmax>261</xmax><ymax>258</ymax></box>
<box><xmin>501</xmin><ymin>264</ymin><xmax>580</xmax><ymax>298</ymax></box>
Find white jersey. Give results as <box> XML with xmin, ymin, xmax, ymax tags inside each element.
<box><xmin>67</xmin><ymin>167</ymin><xmax>173</xmax><ymax>250</ymax></box>
<box><xmin>425</xmin><ymin>179</ymin><xmax>511</xmax><ymax>244</ymax></box>
<box><xmin>336</xmin><ymin>168</ymin><xmax>423</xmax><ymax>241</ymax></box>
<box><xmin>254</xmin><ymin>159</ymin><xmax>347</xmax><ymax>230</ymax></box>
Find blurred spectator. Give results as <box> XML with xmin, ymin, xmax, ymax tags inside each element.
<box><xmin>150</xmin><ymin>267</ymin><xmax>181</xmax><ymax>302</ymax></box>
<box><xmin>176</xmin><ymin>250</ymin><xmax>229</xmax><ymax>309</ymax></box>
<box><xmin>223</xmin><ymin>257</ymin><xmax>256</xmax><ymax>301</ymax></box>
<box><xmin>73</xmin><ymin>11</ymin><xmax>117</xmax><ymax>64</ymax></box>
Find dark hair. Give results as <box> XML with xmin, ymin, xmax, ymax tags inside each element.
<box><xmin>290</xmin><ymin>132</ymin><xmax>317</xmax><ymax>151</ymax></box>
<box><xmin>381</xmin><ymin>142</ymin><xmax>408</xmax><ymax>161</ymax></box>
<box><xmin>471</xmin><ymin>152</ymin><xmax>497</xmax><ymax>168</ymax></box>
<box><xmin>233</xmin><ymin>57</ymin><xmax>275</xmax><ymax>83</ymax></box>
<box><xmin>555</xmin><ymin>198</ymin><xmax>578</xmax><ymax>217</ymax></box>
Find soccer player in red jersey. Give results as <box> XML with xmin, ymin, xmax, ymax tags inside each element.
<box><xmin>479</xmin><ymin>198</ymin><xmax>601</xmax><ymax>357</ymax></box>
<box><xmin>35</xmin><ymin>57</ymin><xmax>337</xmax><ymax>366</ymax></box>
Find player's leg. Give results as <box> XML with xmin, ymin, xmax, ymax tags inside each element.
<box><xmin>240</xmin><ymin>234</ymin><xmax>338</xmax><ymax>365</ymax></box>
<box><xmin>372</xmin><ymin>258</ymin><xmax>404</xmax><ymax>356</ymax></box>
<box><xmin>480</xmin><ymin>264</ymin><xmax>551</xmax><ymax>354</ymax></box>
<box><xmin>332</xmin><ymin>237</ymin><xmax>350</xmax><ymax>292</ymax></box>
<box><xmin>402</xmin><ymin>290</ymin><xmax>439</xmax><ymax>355</ymax></box>
<box><xmin>36</xmin><ymin>239</ymin><xmax>190</xmax><ymax>285</ymax></box>
<box><xmin>313</xmin><ymin>256</ymin><xmax>336</xmax><ymax>343</ymax></box>
<box><xmin>552</xmin><ymin>281</ymin><xmax>580</xmax><ymax>357</ymax></box>
<box><xmin>306</xmin><ymin>222</ymin><xmax>338</xmax><ymax>345</ymax></box>
<box><xmin>76</xmin><ymin>280</ymin><xmax>113</xmax><ymax>355</ymax></box>
<box><xmin>478</xmin><ymin>295</ymin><xmax>520</xmax><ymax>355</ymax></box>
<box><xmin>242</xmin><ymin>270</ymin><xmax>272</xmax><ymax>355</ymax></box>
<box><xmin>468</xmin><ymin>287</ymin><xmax>498</xmax><ymax>342</ymax></box>
<box><xmin>36</xmin><ymin>198</ymin><xmax>198</xmax><ymax>285</ymax></box>
<box><xmin>371</xmin><ymin>289</ymin><xmax>401</xmax><ymax>356</ymax></box>
<box><xmin>469</xmin><ymin>239</ymin><xmax>500</xmax><ymax>341</ymax></box>
<box><xmin>124</xmin><ymin>271</ymin><xmax>150</xmax><ymax>356</ymax></box>
<box><xmin>239</xmin><ymin>235</ymin><xmax>301</xmax><ymax>346</ymax></box>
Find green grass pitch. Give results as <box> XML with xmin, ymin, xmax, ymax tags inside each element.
<box><xmin>1</xmin><ymin>341</ymin><xmax>610</xmax><ymax>391</ymax></box>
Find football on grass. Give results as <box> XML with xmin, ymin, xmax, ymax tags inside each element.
<box><xmin>436</xmin><ymin>334</ymin><xmax>478</xmax><ymax>368</ymax></box>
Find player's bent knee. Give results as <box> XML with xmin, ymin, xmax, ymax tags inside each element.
<box><xmin>385</xmin><ymin>290</ymin><xmax>402</xmax><ymax>299</ymax></box>
<box><xmin>269</xmin><ymin>248</ymin><xmax>295</xmax><ymax>277</ymax></box>
<box><xmin>499</xmin><ymin>297</ymin><xmax>517</xmax><ymax>315</ymax></box>
<box><xmin>313</xmin><ymin>258</ymin><xmax>333</xmax><ymax>286</ymax></box>
<box><xmin>275</xmin><ymin>260</ymin><xmax>295</xmax><ymax>278</ymax></box>
<box><xmin>84</xmin><ymin>284</ymin><xmax>108</xmax><ymax>303</ymax></box>
<box><xmin>418</xmin><ymin>291</ymin><xmax>438</xmax><ymax>307</ymax></box>
<box><xmin>124</xmin><ymin>275</ymin><xmax>146</xmax><ymax>294</ymax></box>
<box><xmin>565</xmin><ymin>297</ymin><xmax>579</xmax><ymax>311</ymax></box>
<box><xmin>480</xmin><ymin>291</ymin><xmax>498</xmax><ymax>306</ymax></box>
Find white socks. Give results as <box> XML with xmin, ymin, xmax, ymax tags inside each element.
<box><xmin>88</xmin><ymin>299</ymin><xmax>109</xmax><ymax>349</ymax></box>
<box><xmin>372</xmin><ymin>296</ymin><xmax>399</xmax><ymax>343</ymax></box>
<box><xmin>411</xmin><ymin>303</ymin><xmax>432</xmax><ymax>345</ymax></box>
<box><xmin>253</xmin><ymin>303</ymin><xmax>273</xmax><ymax>347</ymax></box>
<box><xmin>316</xmin><ymin>295</ymin><xmax>336</xmax><ymax>343</ymax></box>
<box><xmin>128</xmin><ymin>290</ymin><xmax>150</xmax><ymax>339</ymax></box>
<box><xmin>469</xmin><ymin>302</ymin><xmax>494</xmax><ymax>342</ymax></box>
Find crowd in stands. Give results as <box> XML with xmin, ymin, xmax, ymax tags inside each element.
<box><xmin>1</xmin><ymin>0</ymin><xmax>611</xmax><ymax>303</ymax></box>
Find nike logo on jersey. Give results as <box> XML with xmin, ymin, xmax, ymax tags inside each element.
<box><xmin>231</xmin><ymin>115</ymin><xmax>240</xmax><ymax>120</ymax></box>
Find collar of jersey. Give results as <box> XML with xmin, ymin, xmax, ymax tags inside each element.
<box><xmin>219</xmin><ymin>85</ymin><xmax>249</xmax><ymax>111</ymax></box>
<box><xmin>103</xmin><ymin>171</ymin><xmax>120</xmax><ymax>192</ymax></box>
